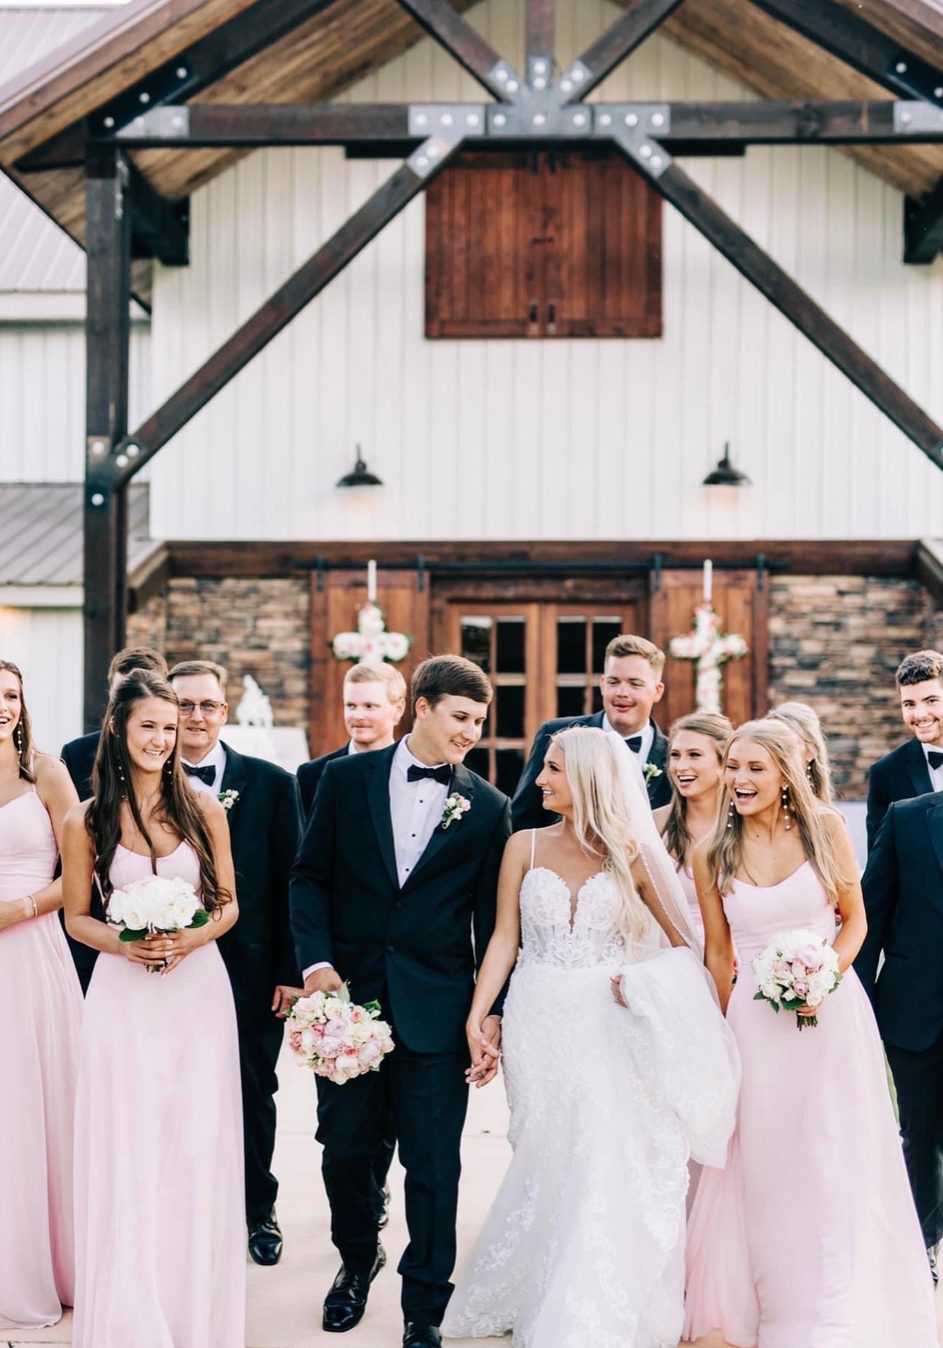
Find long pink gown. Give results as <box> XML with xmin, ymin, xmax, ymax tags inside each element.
<box><xmin>0</xmin><ymin>787</ymin><xmax>83</xmax><ymax>1329</ymax></box>
<box><xmin>684</xmin><ymin>861</ymin><xmax>936</xmax><ymax>1348</ymax></box>
<box><xmin>72</xmin><ymin>842</ymin><xmax>245</xmax><ymax>1348</ymax></box>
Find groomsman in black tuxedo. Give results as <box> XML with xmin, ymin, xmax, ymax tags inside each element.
<box><xmin>60</xmin><ymin>645</ymin><xmax>168</xmax><ymax>989</ymax></box>
<box><xmin>857</xmin><ymin>788</ymin><xmax>943</xmax><ymax>1279</ymax></box>
<box><xmin>169</xmin><ymin>659</ymin><xmax>303</xmax><ymax>1267</ymax></box>
<box><xmin>866</xmin><ymin>649</ymin><xmax>943</xmax><ymax>850</ymax></box>
<box><xmin>291</xmin><ymin>656</ymin><xmax>511</xmax><ymax>1348</ymax></box>
<box><xmin>298</xmin><ymin>659</ymin><xmax>407</xmax><ymax>1228</ymax></box>
<box><xmin>512</xmin><ymin>633</ymin><xmax>671</xmax><ymax>830</ymax></box>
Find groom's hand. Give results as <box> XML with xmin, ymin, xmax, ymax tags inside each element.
<box><xmin>272</xmin><ymin>984</ymin><xmax>305</xmax><ymax>1017</ymax></box>
<box><xmin>303</xmin><ymin>966</ymin><xmax>343</xmax><ymax>996</ymax></box>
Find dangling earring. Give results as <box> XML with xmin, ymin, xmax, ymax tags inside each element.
<box><xmin>806</xmin><ymin>761</ymin><xmax>815</xmax><ymax>785</ymax></box>
<box><xmin>163</xmin><ymin>758</ymin><xmax>173</xmax><ymax>775</ymax></box>
<box><xmin>115</xmin><ymin>748</ymin><xmax>125</xmax><ymax>787</ymax></box>
<box><xmin>726</xmin><ymin>798</ymin><xmax>735</xmax><ymax>830</ymax></box>
<box><xmin>14</xmin><ymin>723</ymin><xmax>23</xmax><ymax>754</ymax></box>
<box><xmin>781</xmin><ymin>784</ymin><xmax>792</xmax><ymax>830</ymax></box>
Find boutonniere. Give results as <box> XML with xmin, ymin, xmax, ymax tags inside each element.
<box><xmin>440</xmin><ymin>793</ymin><xmax>471</xmax><ymax>830</ymax></box>
<box><xmin>643</xmin><ymin>762</ymin><xmax>663</xmax><ymax>786</ymax></box>
<box><xmin>218</xmin><ymin>789</ymin><xmax>240</xmax><ymax>813</ymax></box>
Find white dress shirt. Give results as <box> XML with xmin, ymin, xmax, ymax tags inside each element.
<box><xmin>303</xmin><ymin>736</ymin><xmax>450</xmax><ymax>981</ymax></box>
<box><xmin>180</xmin><ymin>741</ymin><xmax>227</xmax><ymax>795</ymax></box>
<box><xmin>603</xmin><ymin>715</ymin><xmax>654</xmax><ymax>764</ymax></box>
<box><xmin>923</xmin><ymin>743</ymin><xmax>943</xmax><ymax>792</ymax></box>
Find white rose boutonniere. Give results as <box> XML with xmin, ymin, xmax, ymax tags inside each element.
<box><xmin>218</xmin><ymin>789</ymin><xmax>240</xmax><ymax>813</ymax></box>
<box><xmin>440</xmin><ymin>793</ymin><xmax>471</xmax><ymax>830</ymax></box>
<box><xmin>643</xmin><ymin>762</ymin><xmax>663</xmax><ymax>787</ymax></box>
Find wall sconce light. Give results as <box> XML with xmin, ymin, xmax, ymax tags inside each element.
<box><xmin>336</xmin><ymin>446</ymin><xmax>383</xmax><ymax>488</ymax></box>
<box><xmin>703</xmin><ymin>442</ymin><xmax>751</xmax><ymax>487</ymax></box>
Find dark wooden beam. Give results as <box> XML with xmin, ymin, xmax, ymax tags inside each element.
<box><xmin>613</xmin><ymin>133</ymin><xmax>943</xmax><ymax>472</ymax></box>
<box><xmin>564</xmin><ymin>0</ymin><xmax>685</xmax><ymax>100</ymax></box>
<box><xmin>111</xmin><ymin>103</ymin><xmax>416</xmax><ymax>148</ymax></box>
<box><xmin>905</xmin><ymin>175</ymin><xmax>943</xmax><ymax>263</ymax></box>
<box><xmin>746</xmin><ymin>0</ymin><xmax>943</xmax><ymax>104</ymax></box>
<box><xmin>127</xmin><ymin>160</ymin><xmax>188</xmax><ymax>265</ymax></box>
<box><xmin>17</xmin><ymin>0</ymin><xmax>342</xmax><ymax>171</ymax></box>
<box><xmin>661</xmin><ymin>99</ymin><xmax>943</xmax><ymax>146</ymax></box>
<box><xmin>525</xmin><ymin>0</ymin><xmax>556</xmax><ymax>73</ymax></box>
<box><xmin>394</xmin><ymin>0</ymin><xmax>518</xmax><ymax>101</ymax></box>
<box><xmin>84</xmin><ymin>145</ymin><xmax>131</xmax><ymax>730</ymax></box>
<box><xmin>113</xmin><ymin>139</ymin><xmax>463</xmax><ymax>482</ymax></box>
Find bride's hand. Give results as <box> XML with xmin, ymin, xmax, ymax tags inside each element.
<box><xmin>610</xmin><ymin>975</ymin><xmax>629</xmax><ymax>1009</ymax></box>
<box><xmin>465</xmin><ymin>1019</ymin><xmax>500</xmax><ymax>1089</ymax></box>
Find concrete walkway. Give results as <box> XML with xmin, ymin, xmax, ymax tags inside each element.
<box><xmin>9</xmin><ymin>1038</ymin><xmax>943</xmax><ymax>1347</ymax></box>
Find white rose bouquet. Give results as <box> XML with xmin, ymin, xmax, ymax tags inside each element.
<box><xmin>286</xmin><ymin>982</ymin><xmax>394</xmax><ymax>1084</ymax></box>
<box><xmin>752</xmin><ymin>928</ymin><xmax>842</xmax><ymax>1030</ymax></box>
<box><xmin>107</xmin><ymin>875</ymin><xmax>209</xmax><ymax>973</ymax></box>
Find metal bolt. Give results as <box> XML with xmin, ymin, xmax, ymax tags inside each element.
<box><xmin>91</xmin><ymin>440</ymin><xmax>105</xmax><ymax>455</ymax></box>
<box><xmin>651</xmin><ymin>113</ymin><xmax>665</xmax><ymax>127</ymax></box>
<box><xmin>171</xmin><ymin>115</ymin><xmax>184</xmax><ymax>129</ymax></box>
<box><xmin>127</xmin><ymin>444</ymin><xmax>140</xmax><ymax>458</ymax></box>
<box><xmin>496</xmin><ymin>69</ymin><xmax>508</xmax><ymax>82</ymax></box>
<box><xmin>466</xmin><ymin>113</ymin><xmax>480</xmax><ymax>126</ymax></box>
<box><xmin>139</xmin><ymin>91</ymin><xmax>151</xmax><ymax>104</ymax></box>
<box><xmin>533</xmin><ymin>113</ymin><xmax>546</xmax><ymax>127</ymax></box>
<box><xmin>416</xmin><ymin>113</ymin><xmax>427</xmax><ymax>125</ymax></box>
<box><xmin>534</xmin><ymin>77</ymin><xmax>546</xmax><ymax>90</ymax></box>
<box><xmin>506</xmin><ymin>80</ymin><xmax>519</xmax><ymax>93</ymax></box>
<box><xmin>640</xmin><ymin>144</ymin><xmax>652</xmax><ymax>158</ymax></box>
<box><xmin>91</xmin><ymin>493</ymin><xmax>105</xmax><ymax>507</ymax></box>
<box><xmin>103</xmin><ymin>116</ymin><xmax>115</xmax><ymax>129</ymax></box>
<box><xmin>573</xmin><ymin>113</ymin><xmax>587</xmax><ymax>127</ymax></box>
<box><xmin>900</xmin><ymin>111</ymin><xmax>912</xmax><ymax>125</ymax></box>
<box><xmin>599</xmin><ymin>113</ymin><xmax>612</xmax><ymax>127</ymax></box>
<box><xmin>116</xmin><ymin>454</ymin><xmax>129</xmax><ymax>468</ymax></box>
<box><xmin>176</xmin><ymin>66</ymin><xmax>188</xmax><ymax>79</ymax></box>
<box><xmin>441</xmin><ymin>113</ymin><xmax>453</xmax><ymax>126</ymax></box>
<box><xmin>572</xmin><ymin>68</ymin><xmax>585</xmax><ymax>82</ymax></box>
<box><xmin>896</xmin><ymin>61</ymin><xmax>907</xmax><ymax>74</ymax></box>
<box><xmin>561</xmin><ymin>80</ymin><xmax>572</xmax><ymax>93</ymax></box>
<box><xmin>494</xmin><ymin>113</ymin><xmax>507</xmax><ymax>127</ymax></box>
<box><xmin>651</xmin><ymin>155</ymin><xmax>663</xmax><ymax>168</ymax></box>
<box><xmin>625</xmin><ymin>113</ymin><xmax>638</xmax><ymax>127</ymax></box>
<box><xmin>534</xmin><ymin>61</ymin><xmax>546</xmax><ymax>74</ymax></box>
<box><xmin>417</xmin><ymin>156</ymin><xmax>428</xmax><ymax>169</ymax></box>
<box><xmin>936</xmin><ymin>86</ymin><xmax>943</xmax><ymax>98</ymax></box>
<box><xmin>427</xmin><ymin>145</ymin><xmax>439</xmax><ymax>158</ymax></box>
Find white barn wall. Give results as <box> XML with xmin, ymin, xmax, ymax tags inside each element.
<box><xmin>148</xmin><ymin>0</ymin><xmax>943</xmax><ymax>543</ymax></box>
<box><xmin>0</xmin><ymin>322</ymin><xmax>152</xmax><ymax>481</ymax></box>
<box><xmin>0</xmin><ymin>605</ymin><xmax>82</xmax><ymax>749</ymax></box>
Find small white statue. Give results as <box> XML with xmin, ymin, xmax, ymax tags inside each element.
<box><xmin>236</xmin><ymin>673</ymin><xmax>274</xmax><ymax>728</ymax></box>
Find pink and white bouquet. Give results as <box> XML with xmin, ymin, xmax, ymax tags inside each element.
<box><xmin>287</xmin><ymin>983</ymin><xmax>394</xmax><ymax>1084</ymax></box>
<box><xmin>107</xmin><ymin>874</ymin><xmax>209</xmax><ymax>971</ymax></box>
<box><xmin>752</xmin><ymin>928</ymin><xmax>842</xmax><ymax>1030</ymax></box>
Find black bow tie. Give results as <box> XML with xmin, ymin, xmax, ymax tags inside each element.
<box><xmin>407</xmin><ymin>763</ymin><xmax>451</xmax><ymax>786</ymax></box>
<box><xmin>184</xmin><ymin>763</ymin><xmax>216</xmax><ymax>786</ymax></box>
<box><xmin>624</xmin><ymin>735</ymin><xmax>643</xmax><ymax>753</ymax></box>
<box><xmin>929</xmin><ymin>751</ymin><xmax>943</xmax><ymax>771</ymax></box>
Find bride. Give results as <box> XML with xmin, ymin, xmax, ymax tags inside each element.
<box><xmin>442</xmin><ymin>727</ymin><xmax>740</xmax><ymax>1348</ymax></box>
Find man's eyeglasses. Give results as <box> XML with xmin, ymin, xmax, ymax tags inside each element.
<box><xmin>178</xmin><ymin>700</ymin><xmax>225</xmax><ymax>716</ymax></box>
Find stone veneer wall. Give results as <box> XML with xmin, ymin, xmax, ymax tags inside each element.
<box><xmin>768</xmin><ymin>575</ymin><xmax>940</xmax><ymax>800</ymax></box>
<box><xmin>127</xmin><ymin>577</ymin><xmax>310</xmax><ymax>729</ymax></box>
<box><xmin>128</xmin><ymin>570</ymin><xmax>941</xmax><ymax>800</ymax></box>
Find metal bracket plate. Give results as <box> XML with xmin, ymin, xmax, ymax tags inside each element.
<box><xmin>893</xmin><ymin>100</ymin><xmax>943</xmax><ymax>134</ymax></box>
<box><xmin>113</xmin><ymin>106</ymin><xmax>191</xmax><ymax>141</ymax></box>
<box><xmin>488</xmin><ymin>59</ymin><xmax>526</xmax><ymax>102</ymax></box>
<box><xmin>610</xmin><ymin>127</ymin><xmax>672</xmax><ymax>178</ymax></box>
<box><xmin>595</xmin><ymin>104</ymin><xmax>671</xmax><ymax>137</ymax></box>
<box><xmin>486</xmin><ymin>101</ymin><xmax>595</xmax><ymax>138</ymax></box>
<box><xmin>408</xmin><ymin>104</ymin><xmax>486</xmax><ymax>137</ymax></box>
<box><xmin>407</xmin><ymin>133</ymin><xmax>463</xmax><ymax>178</ymax></box>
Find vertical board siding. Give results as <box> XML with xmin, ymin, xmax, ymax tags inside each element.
<box><xmin>146</xmin><ymin>0</ymin><xmax>943</xmax><ymax>543</ymax></box>
<box><xmin>0</xmin><ymin>606</ymin><xmax>82</xmax><ymax>749</ymax></box>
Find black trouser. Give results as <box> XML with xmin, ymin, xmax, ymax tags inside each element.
<box><xmin>238</xmin><ymin>1013</ymin><xmax>286</xmax><ymax>1225</ymax></box>
<box><xmin>317</xmin><ymin>1040</ymin><xmax>468</xmax><ymax>1326</ymax></box>
<box><xmin>887</xmin><ymin>1029</ymin><xmax>943</xmax><ymax>1249</ymax></box>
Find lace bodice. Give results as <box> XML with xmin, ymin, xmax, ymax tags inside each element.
<box><xmin>518</xmin><ymin>865</ymin><xmax>659</xmax><ymax>970</ymax></box>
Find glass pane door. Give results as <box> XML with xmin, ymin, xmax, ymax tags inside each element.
<box><xmin>452</xmin><ymin>606</ymin><xmax>540</xmax><ymax>796</ymax></box>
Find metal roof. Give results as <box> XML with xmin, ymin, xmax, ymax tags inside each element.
<box><xmin>0</xmin><ymin>482</ymin><xmax>153</xmax><ymax>586</ymax></box>
<box><xmin>0</xmin><ymin>8</ymin><xmax>108</xmax><ymax>294</ymax></box>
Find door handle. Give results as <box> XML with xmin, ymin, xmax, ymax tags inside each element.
<box><xmin>547</xmin><ymin>301</ymin><xmax>557</xmax><ymax>331</ymax></box>
<box><xmin>529</xmin><ymin>301</ymin><xmax>539</xmax><ymax>324</ymax></box>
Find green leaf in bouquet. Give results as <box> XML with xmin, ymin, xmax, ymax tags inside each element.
<box><xmin>189</xmin><ymin>909</ymin><xmax>210</xmax><ymax>929</ymax></box>
<box><xmin>337</xmin><ymin>981</ymin><xmax>352</xmax><ymax>1003</ymax></box>
<box><xmin>118</xmin><ymin>928</ymin><xmax>147</xmax><ymax>943</ymax></box>
<box><xmin>363</xmin><ymin>1000</ymin><xmax>382</xmax><ymax>1016</ymax></box>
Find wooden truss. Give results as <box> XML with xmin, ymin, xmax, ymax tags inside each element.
<box><xmin>50</xmin><ymin>0</ymin><xmax>943</xmax><ymax>724</ymax></box>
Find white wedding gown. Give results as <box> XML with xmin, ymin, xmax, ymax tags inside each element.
<box><xmin>443</xmin><ymin>854</ymin><xmax>739</xmax><ymax>1348</ymax></box>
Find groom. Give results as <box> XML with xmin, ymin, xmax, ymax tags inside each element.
<box><xmin>290</xmin><ymin>655</ymin><xmax>511</xmax><ymax>1347</ymax></box>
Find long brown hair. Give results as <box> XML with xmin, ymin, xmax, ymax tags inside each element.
<box><xmin>767</xmin><ymin>701</ymin><xmax>833</xmax><ymax>803</ymax></box>
<box><xmin>662</xmin><ymin>712</ymin><xmax>732</xmax><ymax>864</ymax></box>
<box><xmin>0</xmin><ymin>659</ymin><xmax>36</xmax><ymax>783</ymax></box>
<box><xmin>708</xmin><ymin>719</ymin><xmax>846</xmax><ymax>901</ymax></box>
<box><xmin>86</xmin><ymin>669</ymin><xmax>230</xmax><ymax>912</ymax></box>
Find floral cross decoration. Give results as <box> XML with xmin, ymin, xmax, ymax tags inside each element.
<box><xmin>669</xmin><ymin>603</ymin><xmax>748</xmax><ymax>715</ymax></box>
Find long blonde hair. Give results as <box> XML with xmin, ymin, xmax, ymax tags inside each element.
<box><xmin>662</xmin><ymin>712</ymin><xmax>732</xmax><ymax>863</ymax></box>
<box><xmin>549</xmin><ymin>726</ymin><xmax>650</xmax><ymax>943</ymax></box>
<box><xmin>767</xmin><ymin>701</ymin><xmax>833</xmax><ymax>803</ymax></box>
<box><xmin>708</xmin><ymin>719</ymin><xmax>846</xmax><ymax>900</ymax></box>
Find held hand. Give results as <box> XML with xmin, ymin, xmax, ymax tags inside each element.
<box><xmin>610</xmin><ymin>975</ymin><xmax>629</xmax><ymax>1010</ymax></box>
<box><xmin>303</xmin><ymin>966</ymin><xmax>343</xmax><ymax>997</ymax></box>
<box><xmin>272</xmin><ymin>984</ymin><xmax>305</xmax><ymax>1017</ymax></box>
<box><xmin>154</xmin><ymin>924</ymin><xmax>208</xmax><ymax>975</ymax></box>
<box><xmin>123</xmin><ymin>934</ymin><xmax>172</xmax><ymax>967</ymax></box>
<box><xmin>797</xmin><ymin>1004</ymin><xmax>819</xmax><ymax>1018</ymax></box>
<box><xmin>465</xmin><ymin>1016</ymin><xmax>501</xmax><ymax>1089</ymax></box>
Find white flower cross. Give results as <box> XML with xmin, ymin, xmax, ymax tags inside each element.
<box><xmin>440</xmin><ymin>793</ymin><xmax>471</xmax><ymax>830</ymax></box>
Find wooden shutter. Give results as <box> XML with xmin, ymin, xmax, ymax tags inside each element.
<box><xmin>425</xmin><ymin>149</ymin><xmax>662</xmax><ymax>340</ymax></box>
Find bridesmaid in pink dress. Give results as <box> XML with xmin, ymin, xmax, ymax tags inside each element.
<box><xmin>653</xmin><ymin>712</ymin><xmax>732</xmax><ymax>942</ymax></box>
<box><xmin>0</xmin><ymin>659</ymin><xmax>82</xmax><ymax>1330</ymax></box>
<box><xmin>684</xmin><ymin>719</ymin><xmax>936</xmax><ymax>1348</ymax></box>
<box><xmin>62</xmin><ymin>668</ymin><xmax>245</xmax><ymax>1348</ymax></box>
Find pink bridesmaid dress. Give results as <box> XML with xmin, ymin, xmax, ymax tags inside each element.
<box><xmin>677</xmin><ymin>864</ymin><xmax>704</xmax><ymax>942</ymax></box>
<box><xmin>0</xmin><ymin>786</ymin><xmax>83</xmax><ymax>1329</ymax></box>
<box><xmin>72</xmin><ymin>841</ymin><xmax>246</xmax><ymax>1348</ymax></box>
<box><xmin>684</xmin><ymin>862</ymin><xmax>936</xmax><ymax>1348</ymax></box>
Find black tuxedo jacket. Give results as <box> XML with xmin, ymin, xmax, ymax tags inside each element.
<box><xmin>214</xmin><ymin>745</ymin><xmax>303</xmax><ymax>1022</ymax></box>
<box><xmin>61</xmin><ymin>730</ymin><xmax>100</xmax><ymax>804</ymax></box>
<box><xmin>856</xmin><ymin>790</ymin><xmax>943</xmax><ymax>1052</ymax></box>
<box><xmin>297</xmin><ymin>745</ymin><xmax>348</xmax><ymax>818</ymax></box>
<box><xmin>290</xmin><ymin>745</ymin><xmax>511</xmax><ymax>1055</ymax></box>
<box><xmin>865</xmin><ymin>738</ymin><xmax>933</xmax><ymax>851</ymax></box>
<box><xmin>511</xmin><ymin>711</ymin><xmax>670</xmax><ymax>830</ymax></box>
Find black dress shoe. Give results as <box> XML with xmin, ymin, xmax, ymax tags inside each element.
<box><xmin>248</xmin><ymin>1209</ymin><xmax>283</xmax><ymax>1266</ymax></box>
<box><xmin>322</xmin><ymin>1246</ymin><xmax>386</xmax><ymax>1332</ymax></box>
<box><xmin>403</xmin><ymin>1323</ymin><xmax>442</xmax><ymax>1347</ymax></box>
<box><xmin>929</xmin><ymin>1247</ymin><xmax>939</xmax><ymax>1285</ymax></box>
<box><xmin>378</xmin><ymin>1182</ymin><xmax>392</xmax><ymax>1230</ymax></box>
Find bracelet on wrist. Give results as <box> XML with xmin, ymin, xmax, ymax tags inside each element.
<box><xmin>26</xmin><ymin>894</ymin><xmax>38</xmax><ymax>918</ymax></box>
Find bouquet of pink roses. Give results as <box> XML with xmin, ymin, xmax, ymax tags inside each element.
<box><xmin>286</xmin><ymin>982</ymin><xmax>394</xmax><ymax>1083</ymax></box>
<box><xmin>752</xmin><ymin>928</ymin><xmax>842</xmax><ymax>1030</ymax></box>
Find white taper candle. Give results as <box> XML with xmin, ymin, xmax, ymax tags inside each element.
<box><xmin>367</xmin><ymin>559</ymin><xmax>378</xmax><ymax>603</ymax></box>
<box><xmin>703</xmin><ymin>558</ymin><xmax>713</xmax><ymax>604</ymax></box>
